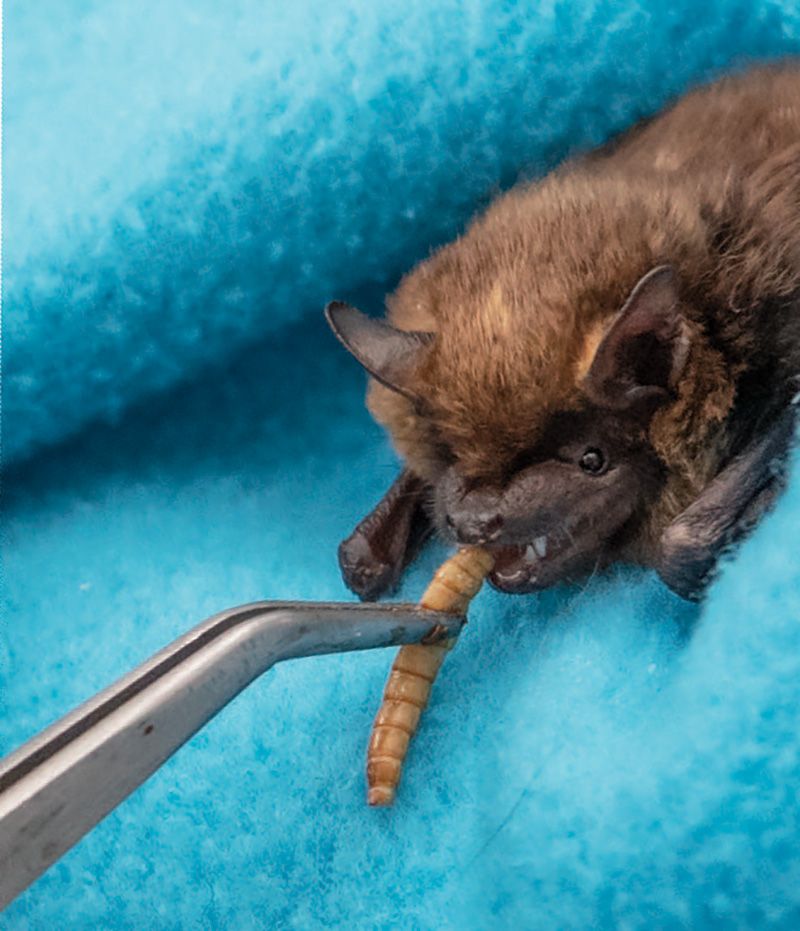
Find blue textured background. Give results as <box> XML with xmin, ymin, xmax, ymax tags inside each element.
<box><xmin>3</xmin><ymin>0</ymin><xmax>800</xmax><ymax>927</ymax></box>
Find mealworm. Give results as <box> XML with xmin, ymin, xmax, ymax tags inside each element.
<box><xmin>366</xmin><ymin>546</ymin><xmax>494</xmax><ymax>807</ymax></box>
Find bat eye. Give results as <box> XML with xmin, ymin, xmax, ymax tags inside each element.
<box><xmin>579</xmin><ymin>447</ymin><xmax>606</xmax><ymax>475</ymax></box>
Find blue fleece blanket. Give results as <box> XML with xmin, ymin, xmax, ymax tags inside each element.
<box><xmin>4</xmin><ymin>0</ymin><xmax>800</xmax><ymax>927</ymax></box>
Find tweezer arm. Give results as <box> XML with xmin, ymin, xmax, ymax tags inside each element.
<box><xmin>0</xmin><ymin>600</ymin><xmax>462</xmax><ymax>910</ymax></box>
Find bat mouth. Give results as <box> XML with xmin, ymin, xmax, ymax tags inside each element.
<box><xmin>487</xmin><ymin>529</ymin><xmax>605</xmax><ymax>594</ymax></box>
<box><xmin>487</xmin><ymin>537</ymin><xmax>555</xmax><ymax>593</ymax></box>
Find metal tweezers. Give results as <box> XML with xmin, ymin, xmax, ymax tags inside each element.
<box><xmin>0</xmin><ymin>599</ymin><xmax>463</xmax><ymax>909</ymax></box>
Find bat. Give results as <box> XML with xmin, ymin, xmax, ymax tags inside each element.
<box><xmin>327</xmin><ymin>62</ymin><xmax>800</xmax><ymax>601</ymax></box>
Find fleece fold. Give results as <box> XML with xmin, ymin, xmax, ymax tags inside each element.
<box><xmin>6</xmin><ymin>0</ymin><xmax>800</xmax><ymax>461</ymax></box>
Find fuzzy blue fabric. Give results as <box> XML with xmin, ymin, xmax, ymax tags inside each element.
<box><xmin>4</xmin><ymin>0</ymin><xmax>800</xmax><ymax>927</ymax></box>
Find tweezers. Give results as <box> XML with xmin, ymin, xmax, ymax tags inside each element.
<box><xmin>0</xmin><ymin>599</ymin><xmax>463</xmax><ymax>909</ymax></box>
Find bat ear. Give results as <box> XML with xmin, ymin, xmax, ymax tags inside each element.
<box><xmin>583</xmin><ymin>265</ymin><xmax>690</xmax><ymax>414</ymax></box>
<box><xmin>325</xmin><ymin>301</ymin><xmax>434</xmax><ymax>399</ymax></box>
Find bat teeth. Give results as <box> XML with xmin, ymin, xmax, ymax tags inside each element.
<box><xmin>525</xmin><ymin>537</ymin><xmax>548</xmax><ymax>561</ymax></box>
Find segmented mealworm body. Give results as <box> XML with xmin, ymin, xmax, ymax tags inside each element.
<box><xmin>366</xmin><ymin>546</ymin><xmax>494</xmax><ymax>807</ymax></box>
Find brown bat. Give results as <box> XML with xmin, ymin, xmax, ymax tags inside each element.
<box><xmin>327</xmin><ymin>63</ymin><xmax>800</xmax><ymax>602</ymax></box>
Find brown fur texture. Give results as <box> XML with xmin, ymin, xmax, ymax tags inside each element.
<box><xmin>367</xmin><ymin>63</ymin><xmax>800</xmax><ymax>562</ymax></box>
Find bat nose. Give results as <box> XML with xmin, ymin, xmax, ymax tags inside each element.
<box><xmin>448</xmin><ymin>512</ymin><xmax>504</xmax><ymax>545</ymax></box>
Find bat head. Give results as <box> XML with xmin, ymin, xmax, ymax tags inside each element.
<box><xmin>326</xmin><ymin>265</ymin><xmax>690</xmax><ymax>592</ymax></box>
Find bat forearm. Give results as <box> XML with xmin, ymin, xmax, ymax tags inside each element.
<box><xmin>656</xmin><ymin>406</ymin><xmax>796</xmax><ymax>599</ymax></box>
<box><xmin>338</xmin><ymin>468</ymin><xmax>433</xmax><ymax>600</ymax></box>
